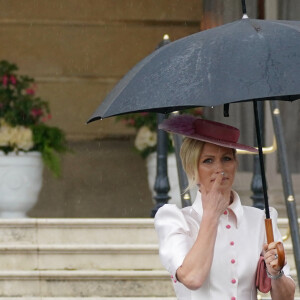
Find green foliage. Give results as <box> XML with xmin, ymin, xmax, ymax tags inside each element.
<box><xmin>0</xmin><ymin>60</ymin><xmax>68</xmax><ymax>177</ymax></box>
<box><xmin>31</xmin><ymin>125</ymin><xmax>68</xmax><ymax>177</ymax></box>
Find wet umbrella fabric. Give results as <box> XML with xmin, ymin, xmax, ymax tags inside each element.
<box><xmin>88</xmin><ymin>17</ymin><xmax>300</xmax><ymax>122</ymax></box>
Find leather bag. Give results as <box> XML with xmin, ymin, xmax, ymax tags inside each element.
<box><xmin>256</xmin><ymin>256</ymin><xmax>271</xmax><ymax>293</ymax></box>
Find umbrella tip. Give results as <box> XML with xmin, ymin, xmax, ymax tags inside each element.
<box><xmin>241</xmin><ymin>0</ymin><xmax>249</xmax><ymax>18</ymax></box>
<box><xmin>86</xmin><ymin>116</ymin><xmax>103</xmax><ymax>124</ymax></box>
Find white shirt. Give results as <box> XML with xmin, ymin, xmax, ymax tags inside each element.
<box><xmin>154</xmin><ymin>190</ymin><xmax>292</xmax><ymax>300</ymax></box>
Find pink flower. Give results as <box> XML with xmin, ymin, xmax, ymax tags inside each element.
<box><xmin>41</xmin><ymin>114</ymin><xmax>52</xmax><ymax>122</ymax></box>
<box><xmin>193</xmin><ymin>108</ymin><xmax>203</xmax><ymax>115</ymax></box>
<box><xmin>26</xmin><ymin>88</ymin><xmax>35</xmax><ymax>95</ymax></box>
<box><xmin>2</xmin><ymin>75</ymin><xmax>8</xmax><ymax>86</ymax></box>
<box><xmin>10</xmin><ymin>75</ymin><xmax>17</xmax><ymax>85</ymax></box>
<box><xmin>127</xmin><ymin>119</ymin><xmax>135</xmax><ymax>125</ymax></box>
<box><xmin>31</xmin><ymin>108</ymin><xmax>43</xmax><ymax>117</ymax></box>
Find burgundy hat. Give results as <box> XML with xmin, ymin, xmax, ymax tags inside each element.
<box><xmin>159</xmin><ymin>114</ymin><xmax>258</xmax><ymax>153</ymax></box>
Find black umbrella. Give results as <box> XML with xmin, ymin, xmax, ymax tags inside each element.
<box><xmin>88</xmin><ymin>19</ymin><xmax>300</xmax><ymax>120</ymax></box>
<box><xmin>88</xmin><ymin>1</ymin><xmax>300</xmax><ymax>274</ymax></box>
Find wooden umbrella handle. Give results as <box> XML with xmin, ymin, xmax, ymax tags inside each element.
<box><xmin>265</xmin><ymin>219</ymin><xmax>285</xmax><ymax>270</ymax></box>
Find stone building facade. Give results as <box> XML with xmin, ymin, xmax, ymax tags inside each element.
<box><xmin>0</xmin><ymin>0</ymin><xmax>203</xmax><ymax>217</ymax></box>
<box><xmin>0</xmin><ymin>0</ymin><xmax>299</xmax><ymax>217</ymax></box>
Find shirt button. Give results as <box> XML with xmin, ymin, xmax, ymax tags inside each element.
<box><xmin>230</xmin><ymin>241</ymin><xmax>235</xmax><ymax>246</ymax></box>
<box><xmin>226</xmin><ymin>224</ymin><xmax>231</xmax><ymax>229</ymax></box>
<box><xmin>231</xmin><ymin>259</ymin><xmax>236</xmax><ymax>264</ymax></box>
<box><xmin>231</xmin><ymin>279</ymin><xmax>237</xmax><ymax>284</ymax></box>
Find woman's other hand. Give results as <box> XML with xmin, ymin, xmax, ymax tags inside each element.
<box><xmin>263</xmin><ymin>242</ymin><xmax>286</xmax><ymax>275</ymax></box>
<box><xmin>263</xmin><ymin>243</ymin><xmax>295</xmax><ymax>300</ymax></box>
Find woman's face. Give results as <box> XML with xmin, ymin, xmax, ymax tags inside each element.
<box><xmin>198</xmin><ymin>143</ymin><xmax>237</xmax><ymax>194</ymax></box>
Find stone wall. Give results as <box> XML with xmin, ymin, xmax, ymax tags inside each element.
<box><xmin>0</xmin><ymin>0</ymin><xmax>203</xmax><ymax>217</ymax></box>
<box><xmin>0</xmin><ymin>0</ymin><xmax>203</xmax><ymax>139</ymax></box>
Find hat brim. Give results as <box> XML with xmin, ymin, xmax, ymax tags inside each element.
<box><xmin>179</xmin><ymin>132</ymin><xmax>258</xmax><ymax>153</ymax></box>
<box><xmin>159</xmin><ymin>121</ymin><xmax>258</xmax><ymax>153</ymax></box>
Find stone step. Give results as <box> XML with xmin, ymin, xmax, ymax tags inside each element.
<box><xmin>0</xmin><ymin>219</ymin><xmax>158</xmax><ymax>245</ymax></box>
<box><xmin>0</xmin><ymin>298</ymin><xmax>286</xmax><ymax>300</ymax></box>
<box><xmin>0</xmin><ymin>218</ymin><xmax>297</xmax><ymax>273</ymax></box>
<box><xmin>0</xmin><ymin>242</ymin><xmax>296</xmax><ymax>271</ymax></box>
<box><xmin>0</xmin><ymin>218</ymin><xmax>298</xmax><ymax>298</ymax></box>
<box><xmin>284</xmin><ymin>244</ymin><xmax>297</xmax><ymax>271</ymax></box>
<box><xmin>0</xmin><ymin>270</ymin><xmax>175</xmax><ymax>297</ymax></box>
<box><xmin>0</xmin><ymin>218</ymin><xmax>297</xmax><ymax>245</ymax></box>
<box><xmin>1</xmin><ymin>298</ymin><xmax>299</xmax><ymax>300</ymax></box>
<box><xmin>0</xmin><ymin>298</ymin><xmax>179</xmax><ymax>300</ymax></box>
<box><xmin>0</xmin><ymin>244</ymin><xmax>162</xmax><ymax>270</ymax></box>
<box><xmin>0</xmin><ymin>270</ymin><xmax>297</xmax><ymax>298</ymax></box>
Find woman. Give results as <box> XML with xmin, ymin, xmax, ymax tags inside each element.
<box><xmin>154</xmin><ymin>115</ymin><xmax>295</xmax><ymax>300</ymax></box>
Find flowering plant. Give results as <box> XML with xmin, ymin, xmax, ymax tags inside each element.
<box><xmin>117</xmin><ymin>108</ymin><xmax>203</xmax><ymax>158</ymax></box>
<box><xmin>0</xmin><ymin>60</ymin><xmax>68</xmax><ymax>177</ymax></box>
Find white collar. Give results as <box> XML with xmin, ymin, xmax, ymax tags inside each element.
<box><xmin>192</xmin><ymin>190</ymin><xmax>244</xmax><ymax>228</ymax></box>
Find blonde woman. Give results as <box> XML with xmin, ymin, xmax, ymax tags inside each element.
<box><xmin>154</xmin><ymin>115</ymin><xmax>295</xmax><ymax>300</ymax></box>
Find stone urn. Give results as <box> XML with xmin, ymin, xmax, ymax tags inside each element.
<box><xmin>0</xmin><ymin>151</ymin><xmax>43</xmax><ymax>218</ymax></box>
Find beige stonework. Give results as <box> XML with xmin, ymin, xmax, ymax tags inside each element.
<box><xmin>0</xmin><ymin>1</ymin><xmax>203</xmax><ymax>217</ymax></box>
<box><xmin>0</xmin><ymin>218</ymin><xmax>297</xmax><ymax>298</ymax></box>
<box><xmin>28</xmin><ymin>139</ymin><xmax>154</xmax><ymax>218</ymax></box>
<box><xmin>0</xmin><ymin>0</ymin><xmax>203</xmax><ymax>140</ymax></box>
<box><xmin>0</xmin><ymin>0</ymin><xmax>202</xmax><ymax>22</ymax></box>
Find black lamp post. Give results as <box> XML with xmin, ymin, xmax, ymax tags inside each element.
<box><xmin>151</xmin><ymin>35</ymin><xmax>171</xmax><ymax>217</ymax></box>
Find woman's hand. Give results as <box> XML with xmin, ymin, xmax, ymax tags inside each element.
<box><xmin>263</xmin><ymin>243</ymin><xmax>295</xmax><ymax>300</ymax></box>
<box><xmin>176</xmin><ymin>173</ymin><xmax>229</xmax><ymax>289</ymax></box>
<box><xmin>263</xmin><ymin>242</ymin><xmax>286</xmax><ymax>276</ymax></box>
<box><xmin>201</xmin><ymin>173</ymin><xmax>231</xmax><ymax>219</ymax></box>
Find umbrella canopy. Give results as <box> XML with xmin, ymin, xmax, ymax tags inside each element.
<box><xmin>88</xmin><ymin>17</ymin><xmax>300</xmax><ymax>122</ymax></box>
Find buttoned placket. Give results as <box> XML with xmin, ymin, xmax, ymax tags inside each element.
<box><xmin>224</xmin><ymin>209</ymin><xmax>238</xmax><ymax>300</ymax></box>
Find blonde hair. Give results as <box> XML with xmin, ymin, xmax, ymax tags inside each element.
<box><xmin>180</xmin><ymin>138</ymin><xmax>205</xmax><ymax>191</ymax></box>
<box><xmin>180</xmin><ymin>138</ymin><xmax>237</xmax><ymax>191</ymax></box>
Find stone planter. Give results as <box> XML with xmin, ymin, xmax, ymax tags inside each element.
<box><xmin>0</xmin><ymin>151</ymin><xmax>43</xmax><ymax>218</ymax></box>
